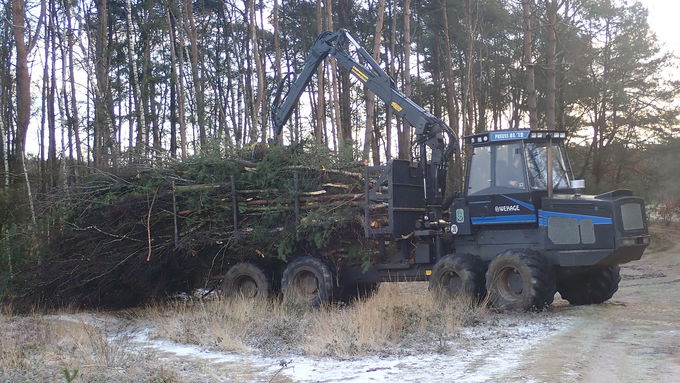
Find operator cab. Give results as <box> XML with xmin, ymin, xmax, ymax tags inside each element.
<box><xmin>451</xmin><ymin>129</ymin><xmax>574</xmax><ymax>233</ymax></box>
<box><xmin>465</xmin><ymin>130</ymin><xmax>572</xmax><ymax>197</ymax></box>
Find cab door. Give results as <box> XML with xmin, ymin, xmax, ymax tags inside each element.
<box><xmin>465</xmin><ymin>142</ymin><xmax>537</xmax><ymax>226</ymax></box>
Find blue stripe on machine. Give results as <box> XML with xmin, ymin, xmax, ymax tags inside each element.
<box><xmin>471</xmin><ymin>214</ymin><xmax>537</xmax><ymax>225</ymax></box>
<box><xmin>537</xmin><ymin>210</ymin><xmax>612</xmax><ymax>227</ymax></box>
<box><xmin>501</xmin><ymin>195</ymin><xmax>535</xmax><ymax>211</ymax></box>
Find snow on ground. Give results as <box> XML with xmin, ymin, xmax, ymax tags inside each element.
<box><xmin>47</xmin><ymin>311</ymin><xmax>574</xmax><ymax>382</ymax></box>
<box><xmin>117</xmin><ymin>313</ymin><xmax>574</xmax><ymax>382</ymax></box>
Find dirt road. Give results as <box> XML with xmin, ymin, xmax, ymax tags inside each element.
<box><xmin>499</xmin><ymin>225</ymin><xmax>680</xmax><ymax>383</ymax></box>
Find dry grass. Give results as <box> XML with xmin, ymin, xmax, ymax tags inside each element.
<box><xmin>147</xmin><ymin>282</ymin><xmax>488</xmax><ymax>359</ymax></box>
<box><xmin>0</xmin><ymin>308</ymin><xmax>180</xmax><ymax>382</ymax></box>
<box><xmin>0</xmin><ymin>284</ymin><xmax>489</xmax><ymax>381</ymax></box>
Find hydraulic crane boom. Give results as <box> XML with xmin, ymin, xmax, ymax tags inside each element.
<box><xmin>271</xmin><ymin>29</ymin><xmax>459</xmax><ymax>206</ymax></box>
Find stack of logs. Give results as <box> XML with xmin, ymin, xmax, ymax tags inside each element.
<box><xmin>16</xmin><ymin>150</ymin><xmax>387</xmax><ymax>309</ymax></box>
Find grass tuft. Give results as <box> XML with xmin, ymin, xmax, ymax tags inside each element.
<box><xmin>147</xmin><ymin>282</ymin><xmax>488</xmax><ymax>358</ymax></box>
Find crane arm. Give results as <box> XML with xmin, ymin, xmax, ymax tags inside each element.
<box><xmin>271</xmin><ymin>29</ymin><xmax>459</xmax><ymax>204</ymax></box>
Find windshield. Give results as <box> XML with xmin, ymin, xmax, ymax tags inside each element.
<box><xmin>467</xmin><ymin>142</ymin><xmax>527</xmax><ymax>195</ymax></box>
<box><xmin>524</xmin><ymin>142</ymin><xmax>571</xmax><ymax>190</ymax></box>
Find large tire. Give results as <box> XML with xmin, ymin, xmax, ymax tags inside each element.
<box><xmin>221</xmin><ymin>262</ymin><xmax>272</xmax><ymax>299</ymax></box>
<box><xmin>429</xmin><ymin>254</ymin><xmax>486</xmax><ymax>302</ymax></box>
<box><xmin>486</xmin><ymin>249</ymin><xmax>556</xmax><ymax>311</ymax></box>
<box><xmin>558</xmin><ymin>266</ymin><xmax>621</xmax><ymax>305</ymax></box>
<box><xmin>281</xmin><ymin>256</ymin><xmax>334</xmax><ymax>306</ymax></box>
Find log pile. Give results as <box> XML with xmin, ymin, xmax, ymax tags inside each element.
<box><xmin>18</xmin><ymin>144</ymin><xmax>377</xmax><ymax>308</ymax></box>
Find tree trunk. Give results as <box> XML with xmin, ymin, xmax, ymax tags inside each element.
<box><xmin>326</xmin><ymin>0</ymin><xmax>341</xmax><ymax>151</ymax></box>
<box><xmin>169</xmin><ymin>4</ymin><xmax>188</xmax><ymax>158</ymax></box>
<box><xmin>273</xmin><ymin>0</ymin><xmax>284</xmax><ymax>144</ymax></box>
<box><xmin>438</xmin><ymin>0</ymin><xmax>463</xmax><ymax>192</ymax></box>
<box><xmin>65</xmin><ymin>2</ymin><xmax>83</xmax><ymax>173</ymax></box>
<box><xmin>10</xmin><ymin>0</ymin><xmax>40</xmax><ymax>222</ymax></box>
<box><xmin>363</xmin><ymin>0</ymin><xmax>387</xmax><ymax>165</ymax></box>
<box><xmin>246</xmin><ymin>0</ymin><xmax>265</xmax><ymax>143</ymax></box>
<box><xmin>125</xmin><ymin>0</ymin><xmax>146</xmax><ymax>158</ymax></box>
<box><xmin>48</xmin><ymin>0</ymin><xmax>57</xmax><ymax>187</ymax></box>
<box><xmin>315</xmin><ymin>0</ymin><xmax>326</xmax><ymax>144</ymax></box>
<box><xmin>337</xmin><ymin>0</ymin><xmax>353</xmax><ymax>150</ymax></box>
<box><xmin>11</xmin><ymin>0</ymin><xmax>31</xmax><ymax>183</ymax></box>
<box><xmin>462</xmin><ymin>0</ymin><xmax>478</xmax><ymax>136</ymax></box>
<box><xmin>400</xmin><ymin>0</ymin><xmax>412</xmax><ymax>160</ymax></box>
<box><xmin>94</xmin><ymin>0</ymin><xmax>114</xmax><ymax>167</ymax></box>
<box><xmin>39</xmin><ymin>9</ymin><xmax>49</xmax><ymax>191</ymax></box>
<box><xmin>385</xmin><ymin>0</ymin><xmax>397</xmax><ymax>162</ymax></box>
<box><xmin>522</xmin><ymin>0</ymin><xmax>537</xmax><ymax>130</ymax></box>
<box><xmin>184</xmin><ymin>0</ymin><xmax>206</xmax><ymax>148</ymax></box>
<box><xmin>544</xmin><ymin>0</ymin><xmax>558</xmax><ymax>130</ymax></box>
<box><xmin>439</xmin><ymin>0</ymin><xmax>458</xmax><ymax>134</ymax></box>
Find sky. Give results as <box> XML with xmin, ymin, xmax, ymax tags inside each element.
<box><xmin>639</xmin><ymin>0</ymin><xmax>680</xmax><ymax>57</ymax></box>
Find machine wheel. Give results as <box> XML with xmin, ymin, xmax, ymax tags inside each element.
<box><xmin>281</xmin><ymin>256</ymin><xmax>334</xmax><ymax>306</ymax></box>
<box><xmin>429</xmin><ymin>254</ymin><xmax>486</xmax><ymax>302</ymax></box>
<box><xmin>558</xmin><ymin>266</ymin><xmax>621</xmax><ymax>305</ymax></box>
<box><xmin>486</xmin><ymin>249</ymin><xmax>556</xmax><ymax>311</ymax></box>
<box><xmin>221</xmin><ymin>262</ymin><xmax>272</xmax><ymax>299</ymax></box>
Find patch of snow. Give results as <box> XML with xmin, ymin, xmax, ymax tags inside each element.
<box><xmin>281</xmin><ymin>315</ymin><xmax>573</xmax><ymax>383</ymax></box>
<box><xmin>112</xmin><ymin>313</ymin><xmax>574</xmax><ymax>383</ymax></box>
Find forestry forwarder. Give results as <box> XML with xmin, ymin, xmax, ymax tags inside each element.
<box><xmin>222</xmin><ymin>29</ymin><xmax>650</xmax><ymax>311</ymax></box>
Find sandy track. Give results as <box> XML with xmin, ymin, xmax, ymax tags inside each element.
<box><xmin>499</xmin><ymin>225</ymin><xmax>680</xmax><ymax>383</ymax></box>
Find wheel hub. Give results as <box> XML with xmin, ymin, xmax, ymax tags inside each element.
<box><xmin>499</xmin><ymin>267</ymin><xmax>524</xmax><ymax>299</ymax></box>
<box><xmin>296</xmin><ymin>271</ymin><xmax>319</xmax><ymax>296</ymax></box>
<box><xmin>443</xmin><ymin>271</ymin><xmax>463</xmax><ymax>293</ymax></box>
<box><xmin>235</xmin><ymin>276</ymin><xmax>258</xmax><ymax>298</ymax></box>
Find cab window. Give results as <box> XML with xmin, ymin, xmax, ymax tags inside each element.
<box><xmin>468</xmin><ymin>142</ymin><xmax>527</xmax><ymax>196</ymax></box>
<box><xmin>525</xmin><ymin>142</ymin><xmax>571</xmax><ymax>190</ymax></box>
<box><xmin>494</xmin><ymin>143</ymin><xmax>526</xmax><ymax>190</ymax></box>
<box><xmin>468</xmin><ymin>146</ymin><xmax>491</xmax><ymax>195</ymax></box>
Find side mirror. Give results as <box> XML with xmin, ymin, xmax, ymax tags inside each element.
<box><xmin>572</xmin><ymin>179</ymin><xmax>585</xmax><ymax>196</ymax></box>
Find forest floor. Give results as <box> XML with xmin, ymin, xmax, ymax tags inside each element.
<box><xmin>1</xmin><ymin>225</ymin><xmax>679</xmax><ymax>383</ymax></box>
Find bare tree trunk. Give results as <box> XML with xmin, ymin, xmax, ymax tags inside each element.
<box><xmin>11</xmin><ymin>0</ymin><xmax>33</xmax><ymax>181</ymax></box>
<box><xmin>146</xmin><ymin>45</ymin><xmax>161</xmax><ymax>157</ymax></box>
<box><xmin>59</xmin><ymin>29</ymin><xmax>73</xmax><ymax>183</ymax></box>
<box><xmin>48</xmin><ymin>1</ymin><xmax>57</xmax><ymax>187</ymax></box>
<box><xmin>314</xmin><ymin>0</ymin><xmax>326</xmax><ymax>144</ymax></box>
<box><xmin>183</xmin><ymin>0</ymin><xmax>206</xmax><ymax>148</ymax></box>
<box><xmin>337</xmin><ymin>0</ymin><xmax>353</xmax><ymax>150</ymax></box>
<box><xmin>65</xmin><ymin>3</ymin><xmax>83</xmax><ymax>173</ymax></box>
<box><xmin>439</xmin><ymin>0</ymin><xmax>463</xmax><ymax>192</ymax></box>
<box><xmin>462</xmin><ymin>0</ymin><xmax>478</xmax><ymax>136</ymax></box>
<box><xmin>273</xmin><ymin>0</ymin><xmax>283</xmax><ymax>144</ymax></box>
<box><xmin>326</xmin><ymin>0</ymin><xmax>341</xmax><ymax>151</ymax></box>
<box><xmin>544</xmin><ymin>0</ymin><xmax>558</xmax><ymax>130</ymax></box>
<box><xmin>439</xmin><ymin>0</ymin><xmax>459</xmax><ymax>134</ymax></box>
<box><xmin>94</xmin><ymin>0</ymin><xmax>114</xmax><ymax>167</ymax></box>
<box><xmin>400</xmin><ymin>0</ymin><xmax>412</xmax><ymax>160</ymax></box>
<box><xmin>169</xmin><ymin>4</ymin><xmax>188</xmax><ymax>158</ymax></box>
<box><xmin>363</xmin><ymin>0</ymin><xmax>387</xmax><ymax>165</ymax></box>
<box><xmin>1</xmin><ymin>4</ymin><xmax>12</xmax><ymax>188</ymax></box>
<box><xmin>246</xmin><ymin>0</ymin><xmax>265</xmax><ymax>143</ymax></box>
<box><xmin>11</xmin><ymin>0</ymin><xmax>41</xmax><ymax>225</ymax></box>
<box><xmin>522</xmin><ymin>0</ymin><xmax>537</xmax><ymax>130</ymax></box>
<box><xmin>39</xmin><ymin>11</ymin><xmax>49</xmax><ymax>191</ymax></box>
<box><xmin>386</xmin><ymin>0</ymin><xmax>397</xmax><ymax>162</ymax></box>
<box><xmin>124</xmin><ymin>0</ymin><xmax>145</xmax><ymax>158</ymax></box>
<box><xmin>0</xmin><ymin>105</ymin><xmax>5</xmax><ymax>188</ymax></box>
